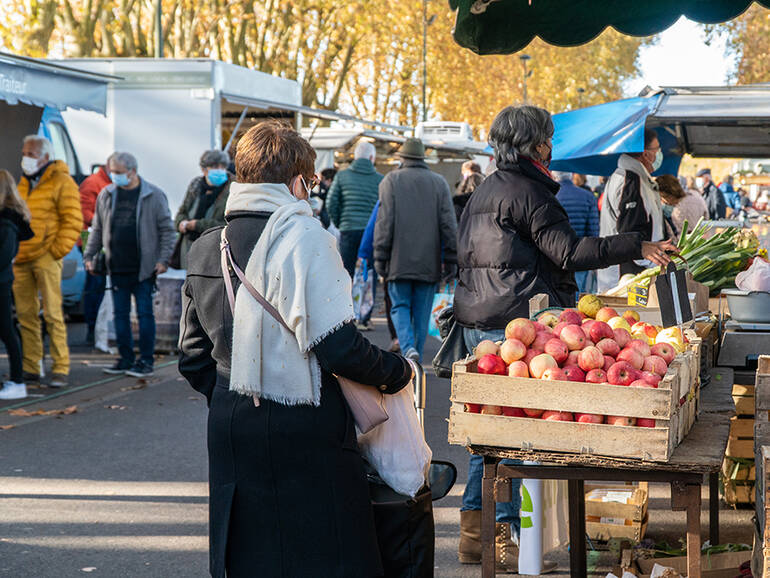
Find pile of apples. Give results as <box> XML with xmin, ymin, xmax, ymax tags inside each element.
<box><xmin>466</xmin><ymin>305</ymin><xmax>684</xmax><ymax>428</ymax></box>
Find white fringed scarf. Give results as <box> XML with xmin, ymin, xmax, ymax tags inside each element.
<box><xmin>225</xmin><ymin>182</ymin><xmax>354</xmax><ymax>406</ymax></box>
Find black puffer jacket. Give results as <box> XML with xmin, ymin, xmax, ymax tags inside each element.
<box><xmin>0</xmin><ymin>208</ymin><xmax>33</xmax><ymax>284</ymax></box>
<box><xmin>454</xmin><ymin>158</ymin><xmax>643</xmax><ymax>330</ymax></box>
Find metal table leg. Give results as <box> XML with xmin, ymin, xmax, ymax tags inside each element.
<box><xmin>709</xmin><ymin>471</ymin><xmax>719</xmax><ymax>545</ymax></box>
<box><xmin>481</xmin><ymin>456</ymin><xmax>498</xmax><ymax>578</ymax></box>
<box><xmin>568</xmin><ymin>479</ymin><xmax>587</xmax><ymax>578</ymax></box>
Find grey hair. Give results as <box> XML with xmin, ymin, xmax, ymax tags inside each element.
<box><xmin>23</xmin><ymin>135</ymin><xmax>53</xmax><ymax>158</ymax></box>
<box><xmin>199</xmin><ymin>149</ymin><xmax>230</xmax><ymax>169</ymax></box>
<box><xmin>107</xmin><ymin>151</ymin><xmax>138</xmax><ymax>172</ymax></box>
<box><xmin>488</xmin><ymin>105</ymin><xmax>554</xmax><ymax>166</ymax></box>
<box><xmin>354</xmin><ymin>141</ymin><xmax>376</xmax><ymax>161</ymax></box>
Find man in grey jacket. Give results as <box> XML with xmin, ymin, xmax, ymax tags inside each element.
<box><xmin>84</xmin><ymin>152</ymin><xmax>175</xmax><ymax>377</ymax></box>
<box><xmin>374</xmin><ymin>138</ymin><xmax>457</xmax><ymax>361</ymax></box>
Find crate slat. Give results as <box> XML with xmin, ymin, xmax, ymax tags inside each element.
<box><xmin>731</xmin><ymin>417</ymin><xmax>755</xmax><ymax>438</ymax></box>
<box><xmin>726</xmin><ymin>437</ymin><xmax>754</xmax><ymax>459</ymax></box>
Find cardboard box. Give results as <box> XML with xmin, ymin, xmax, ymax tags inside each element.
<box><xmin>636</xmin><ymin>550</ymin><xmax>751</xmax><ymax>575</ymax></box>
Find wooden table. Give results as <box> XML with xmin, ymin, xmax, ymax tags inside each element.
<box><xmin>474</xmin><ymin>370</ymin><xmax>734</xmax><ymax>578</ymax></box>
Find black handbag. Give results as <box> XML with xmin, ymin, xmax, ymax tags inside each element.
<box><xmin>168</xmin><ymin>235</ymin><xmax>184</xmax><ymax>270</ymax></box>
<box><xmin>431</xmin><ymin>306</ymin><xmax>469</xmax><ymax>379</ymax></box>
<box><xmin>92</xmin><ymin>251</ymin><xmax>107</xmax><ymax>276</ymax></box>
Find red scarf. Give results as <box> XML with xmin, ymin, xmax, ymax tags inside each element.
<box><xmin>522</xmin><ymin>156</ymin><xmax>553</xmax><ymax>179</ymax></box>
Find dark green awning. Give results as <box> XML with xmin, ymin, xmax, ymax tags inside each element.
<box><xmin>449</xmin><ymin>0</ymin><xmax>770</xmax><ymax>55</ymax></box>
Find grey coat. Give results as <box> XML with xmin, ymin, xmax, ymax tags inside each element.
<box><xmin>84</xmin><ymin>178</ymin><xmax>176</xmax><ymax>282</ymax></box>
<box><xmin>374</xmin><ymin>159</ymin><xmax>457</xmax><ymax>283</ymax></box>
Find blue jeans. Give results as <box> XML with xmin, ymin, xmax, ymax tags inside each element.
<box><xmin>112</xmin><ymin>273</ymin><xmax>155</xmax><ymax>366</ymax></box>
<box><xmin>387</xmin><ymin>280</ymin><xmax>436</xmax><ymax>359</ymax></box>
<box><xmin>461</xmin><ymin>327</ymin><xmax>521</xmax><ymax>536</ymax></box>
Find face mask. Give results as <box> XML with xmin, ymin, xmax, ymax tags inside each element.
<box><xmin>111</xmin><ymin>172</ymin><xmax>131</xmax><ymax>188</ymax></box>
<box><xmin>207</xmin><ymin>169</ymin><xmax>228</xmax><ymax>187</ymax></box>
<box><xmin>651</xmin><ymin>149</ymin><xmax>663</xmax><ymax>172</ymax></box>
<box><xmin>695</xmin><ymin>177</ymin><xmax>704</xmax><ymax>189</ymax></box>
<box><xmin>21</xmin><ymin>156</ymin><xmax>40</xmax><ymax>176</ymax></box>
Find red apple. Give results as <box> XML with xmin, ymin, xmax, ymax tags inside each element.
<box><xmin>607</xmin><ymin>361</ymin><xmax>637</xmax><ymax>386</ymax></box>
<box><xmin>596</xmin><ymin>338</ymin><xmax>620</xmax><ymax>357</ymax></box>
<box><xmin>523</xmin><ymin>408</ymin><xmax>544</xmax><ymax>418</ymax></box>
<box><xmin>544</xmin><ymin>338</ymin><xmax>569</xmax><ymax>365</ymax></box>
<box><xmin>596</xmin><ymin>307</ymin><xmax>620</xmax><ymax>323</ymax></box>
<box><xmin>578</xmin><ymin>346</ymin><xmax>604</xmax><ymax>371</ymax></box>
<box><xmin>542</xmin><ymin>410</ymin><xmax>574</xmax><ymax>422</ymax></box>
<box><xmin>575</xmin><ymin>412</ymin><xmax>604</xmax><ymax>424</ymax></box>
<box><xmin>584</xmin><ymin>340</ymin><xmax>596</xmax><ymax>348</ymax></box>
<box><xmin>613</xmin><ymin>328</ymin><xmax>632</xmax><ymax>349</ymax></box>
<box><xmin>522</xmin><ymin>348</ymin><xmax>543</xmax><ymax>366</ymax></box>
<box><xmin>505</xmin><ymin>318</ymin><xmax>536</xmax><ymax>346</ymax></box>
<box><xmin>532</xmin><ymin>331</ymin><xmax>553</xmax><ymax>351</ymax></box>
<box><xmin>475</xmin><ymin>339</ymin><xmax>499</xmax><ymax>357</ymax></box>
<box><xmin>552</xmin><ymin>321</ymin><xmax>570</xmax><ymax>338</ymax></box>
<box><xmin>650</xmin><ymin>343</ymin><xmax>676</xmax><ymax>365</ymax></box>
<box><xmin>617</xmin><ymin>348</ymin><xmax>644</xmax><ymax>370</ymax></box>
<box><xmin>566</xmin><ymin>350</ymin><xmax>581</xmax><ymax>367</ymax></box>
<box><xmin>627</xmin><ymin>339</ymin><xmax>652</xmax><ymax>358</ymax></box>
<box><xmin>508</xmin><ymin>360</ymin><xmax>530</xmax><ymax>378</ymax></box>
<box><xmin>637</xmin><ymin>418</ymin><xmax>656</xmax><ymax>428</ymax></box>
<box><xmin>622</xmin><ymin>309</ymin><xmax>641</xmax><ymax>324</ymax></box>
<box><xmin>639</xmin><ymin>371</ymin><xmax>662</xmax><ymax>387</ymax></box>
<box><xmin>502</xmin><ymin>407</ymin><xmax>526</xmax><ymax>417</ymax></box>
<box><xmin>477</xmin><ymin>354</ymin><xmax>507</xmax><ymax>375</ymax></box>
<box><xmin>630</xmin><ymin>379</ymin><xmax>656</xmax><ymax>389</ymax></box>
<box><xmin>607</xmin><ymin>415</ymin><xmax>636</xmax><ymax>426</ymax></box>
<box><xmin>558</xmin><ymin>309</ymin><xmax>582</xmax><ymax>326</ymax></box>
<box><xmin>481</xmin><ymin>405</ymin><xmax>503</xmax><ymax>415</ymax></box>
<box><xmin>562</xmin><ymin>365</ymin><xmax>586</xmax><ymax>382</ymax></box>
<box><xmin>643</xmin><ymin>355</ymin><xmax>668</xmax><ymax>376</ymax></box>
<box><xmin>585</xmin><ymin>368</ymin><xmax>608</xmax><ymax>383</ymax></box>
<box><xmin>541</xmin><ymin>367</ymin><xmax>567</xmax><ymax>381</ymax></box>
<box><xmin>589</xmin><ymin>321</ymin><xmax>615</xmax><ymax>344</ymax></box>
<box><xmin>465</xmin><ymin>403</ymin><xmax>482</xmax><ymax>413</ymax></box>
<box><xmin>532</xmin><ymin>321</ymin><xmax>548</xmax><ymax>333</ymax></box>
<box><xmin>529</xmin><ymin>353</ymin><xmax>558</xmax><ymax>379</ymax></box>
<box><xmin>581</xmin><ymin>319</ymin><xmax>596</xmax><ymax>335</ymax></box>
<box><xmin>603</xmin><ymin>355</ymin><xmax>615</xmax><ymax>372</ymax></box>
<box><xmin>499</xmin><ymin>338</ymin><xmax>527</xmax><ymax>364</ymax></box>
<box><xmin>560</xmin><ymin>325</ymin><xmax>587</xmax><ymax>351</ymax></box>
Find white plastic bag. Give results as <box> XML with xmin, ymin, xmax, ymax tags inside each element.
<box><xmin>357</xmin><ymin>384</ymin><xmax>432</xmax><ymax>497</ymax></box>
<box><xmin>352</xmin><ymin>259</ymin><xmax>374</xmax><ymax>323</ymax></box>
<box><xmin>736</xmin><ymin>258</ymin><xmax>770</xmax><ymax>292</ymax></box>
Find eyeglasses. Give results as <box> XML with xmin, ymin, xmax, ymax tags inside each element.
<box><xmin>304</xmin><ymin>176</ymin><xmax>320</xmax><ymax>190</ymax></box>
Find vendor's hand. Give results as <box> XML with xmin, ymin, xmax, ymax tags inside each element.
<box><xmin>85</xmin><ymin>260</ymin><xmax>94</xmax><ymax>273</ymax></box>
<box><xmin>641</xmin><ymin>239</ymin><xmax>678</xmax><ymax>267</ymax></box>
<box><xmin>178</xmin><ymin>220</ymin><xmax>188</xmax><ymax>234</ymax></box>
<box><xmin>155</xmin><ymin>262</ymin><xmax>168</xmax><ymax>275</ymax></box>
<box><xmin>187</xmin><ymin>219</ymin><xmax>197</xmax><ymax>231</ymax></box>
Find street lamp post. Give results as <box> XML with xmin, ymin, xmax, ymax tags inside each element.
<box><xmin>155</xmin><ymin>0</ymin><xmax>163</xmax><ymax>58</ymax></box>
<box><xmin>519</xmin><ymin>53</ymin><xmax>531</xmax><ymax>103</ymax></box>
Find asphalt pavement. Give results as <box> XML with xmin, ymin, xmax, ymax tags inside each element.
<box><xmin>0</xmin><ymin>318</ymin><xmax>755</xmax><ymax>577</ymax></box>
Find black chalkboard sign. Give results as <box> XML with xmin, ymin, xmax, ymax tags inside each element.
<box><xmin>654</xmin><ymin>263</ymin><xmax>693</xmax><ymax>327</ymax></box>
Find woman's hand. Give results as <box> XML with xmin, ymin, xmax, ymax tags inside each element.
<box><xmin>641</xmin><ymin>238</ymin><xmax>678</xmax><ymax>267</ymax></box>
<box><xmin>178</xmin><ymin>220</ymin><xmax>188</xmax><ymax>234</ymax></box>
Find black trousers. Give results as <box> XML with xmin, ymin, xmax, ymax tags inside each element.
<box><xmin>0</xmin><ymin>281</ymin><xmax>23</xmax><ymax>383</ymax></box>
<box><xmin>339</xmin><ymin>229</ymin><xmax>364</xmax><ymax>278</ymax></box>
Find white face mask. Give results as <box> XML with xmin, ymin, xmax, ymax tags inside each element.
<box><xmin>21</xmin><ymin>156</ymin><xmax>40</xmax><ymax>176</ymax></box>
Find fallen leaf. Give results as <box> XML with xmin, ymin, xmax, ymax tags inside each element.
<box><xmin>187</xmin><ymin>397</ymin><xmax>199</xmax><ymax>401</ymax></box>
<box><xmin>105</xmin><ymin>405</ymin><xmax>127</xmax><ymax>410</ymax></box>
<box><xmin>81</xmin><ymin>568</ymin><xmax>97</xmax><ymax>573</ymax></box>
<box><xmin>0</xmin><ymin>425</ymin><xmax>16</xmax><ymax>430</ymax></box>
<box><xmin>136</xmin><ymin>378</ymin><xmax>149</xmax><ymax>385</ymax></box>
<box><xmin>8</xmin><ymin>405</ymin><xmax>78</xmax><ymax>417</ymax></box>
<box><xmin>120</xmin><ymin>383</ymin><xmax>147</xmax><ymax>391</ymax></box>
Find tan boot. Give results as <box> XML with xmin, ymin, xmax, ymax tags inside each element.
<box><xmin>495</xmin><ymin>522</ymin><xmax>519</xmax><ymax>574</ymax></box>
<box><xmin>458</xmin><ymin>510</ymin><xmax>482</xmax><ymax>564</ymax></box>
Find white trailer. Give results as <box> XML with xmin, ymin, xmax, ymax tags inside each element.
<box><xmin>54</xmin><ymin>58</ymin><xmax>302</xmax><ymax>213</ymax></box>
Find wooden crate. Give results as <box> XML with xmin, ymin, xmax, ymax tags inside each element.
<box><xmin>586</xmin><ymin>515</ymin><xmax>647</xmax><ymax>542</ymax></box>
<box><xmin>448</xmin><ymin>342</ymin><xmax>701</xmax><ymax>462</ymax></box>
<box><xmin>734</xmin><ymin>384</ymin><xmax>756</xmax><ymax>416</ymax></box>
<box><xmin>585</xmin><ymin>485</ymin><xmax>648</xmax><ymax>522</ymax></box>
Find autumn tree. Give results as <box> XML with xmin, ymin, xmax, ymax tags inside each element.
<box><xmin>708</xmin><ymin>4</ymin><xmax>770</xmax><ymax>84</ymax></box>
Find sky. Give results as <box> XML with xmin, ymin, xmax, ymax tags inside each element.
<box><xmin>625</xmin><ymin>16</ymin><xmax>734</xmax><ymax>96</ymax></box>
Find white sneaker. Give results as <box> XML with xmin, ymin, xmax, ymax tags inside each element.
<box><xmin>0</xmin><ymin>381</ymin><xmax>27</xmax><ymax>400</ymax></box>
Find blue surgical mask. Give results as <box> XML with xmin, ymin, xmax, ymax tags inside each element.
<box><xmin>111</xmin><ymin>172</ymin><xmax>130</xmax><ymax>188</ymax></box>
<box><xmin>652</xmin><ymin>150</ymin><xmax>663</xmax><ymax>172</ymax></box>
<box><xmin>207</xmin><ymin>169</ymin><xmax>228</xmax><ymax>187</ymax></box>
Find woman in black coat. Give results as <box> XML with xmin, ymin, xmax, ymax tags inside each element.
<box><xmin>453</xmin><ymin>105</ymin><xmax>676</xmax><ymax>572</ymax></box>
<box><xmin>178</xmin><ymin>121</ymin><xmax>412</xmax><ymax>578</ymax></box>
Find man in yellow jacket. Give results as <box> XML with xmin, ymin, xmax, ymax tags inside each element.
<box><xmin>14</xmin><ymin>135</ymin><xmax>83</xmax><ymax>386</ymax></box>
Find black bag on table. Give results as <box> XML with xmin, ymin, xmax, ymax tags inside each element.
<box><xmin>432</xmin><ymin>306</ymin><xmax>469</xmax><ymax>379</ymax></box>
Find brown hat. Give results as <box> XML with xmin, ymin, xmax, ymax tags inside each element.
<box><xmin>398</xmin><ymin>138</ymin><xmax>425</xmax><ymax>159</ymax></box>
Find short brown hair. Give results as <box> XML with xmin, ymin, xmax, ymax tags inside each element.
<box><xmin>235</xmin><ymin>120</ymin><xmax>316</xmax><ymax>186</ymax></box>
<box><xmin>656</xmin><ymin>174</ymin><xmax>686</xmax><ymax>204</ymax></box>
